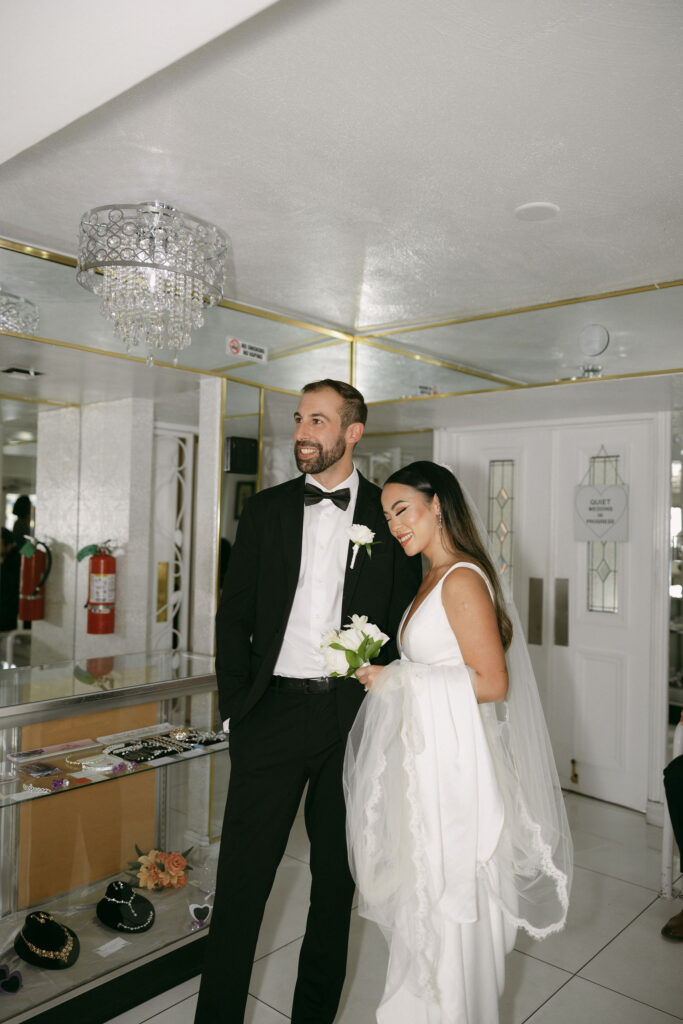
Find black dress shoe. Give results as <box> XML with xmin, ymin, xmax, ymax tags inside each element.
<box><xmin>661</xmin><ymin>907</ymin><xmax>683</xmax><ymax>940</ymax></box>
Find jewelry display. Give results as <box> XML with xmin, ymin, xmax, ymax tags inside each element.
<box><xmin>14</xmin><ymin>912</ymin><xmax>80</xmax><ymax>970</ymax></box>
<box><xmin>68</xmin><ymin>753</ymin><xmax>132</xmax><ymax>773</ymax></box>
<box><xmin>63</xmin><ymin>747</ymin><xmax>105</xmax><ymax>767</ymax></box>
<box><xmin>188</xmin><ymin>900</ymin><xmax>213</xmax><ymax>931</ymax></box>
<box><xmin>22</xmin><ymin>779</ymin><xmax>69</xmax><ymax>793</ymax></box>
<box><xmin>168</xmin><ymin>727</ymin><xmax>195</xmax><ymax>743</ymax></box>
<box><xmin>96</xmin><ymin>880</ymin><xmax>155</xmax><ymax>933</ymax></box>
<box><xmin>102</xmin><ymin>739</ymin><xmax>172</xmax><ymax>762</ymax></box>
<box><xmin>0</xmin><ymin>962</ymin><xmax>23</xmax><ymax>995</ymax></box>
<box><xmin>167</xmin><ymin>728</ymin><xmax>225</xmax><ymax>746</ymax></box>
<box><xmin>103</xmin><ymin>735</ymin><xmax>190</xmax><ymax>761</ymax></box>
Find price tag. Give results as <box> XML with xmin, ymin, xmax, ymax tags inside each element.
<box><xmin>95</xmin><ymin>937</ymin><xmax>130</xmax><ymax>958</ymax></box>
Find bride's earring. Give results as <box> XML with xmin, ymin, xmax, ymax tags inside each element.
<box><xmin>437</xmin><ymin>510</ymin><xmax>443</xmax><ymax>530</ymax></box>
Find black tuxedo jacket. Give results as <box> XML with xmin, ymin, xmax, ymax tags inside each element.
<box><xmin>215</xmin><ymin>472</ymin><xmax>422</xmax><ymax>734</ymax></box>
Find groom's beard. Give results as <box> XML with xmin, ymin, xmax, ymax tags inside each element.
<box><xmin>294</xmin><ymin>432</ymin><xmax>346</xmax><ymax>475</ymax></box>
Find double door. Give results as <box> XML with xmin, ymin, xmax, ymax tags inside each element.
<box><xmin>436</xmin><ymin>415</ymin><xmax>665</xmax><ymax>811</ymax></box>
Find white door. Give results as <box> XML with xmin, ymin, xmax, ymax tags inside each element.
<box><xmin>548</xmin><ymin>421</ymin><xmax>654</xmax><ymax>810</ymax></box>
<box><xmin>437</xmin><ymin>415</ymin><xmax>661</xmax><ymax>811</ymax></box>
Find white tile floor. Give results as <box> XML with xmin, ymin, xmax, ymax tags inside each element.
<box><xmin>106</xmin><ymin>792</ymin><xmax>683</xmax><ymax>1024</ymax></box>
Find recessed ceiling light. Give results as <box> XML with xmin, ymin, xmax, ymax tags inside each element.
<box><xmin>514</xmin><ymin>202</ymin><xmax>560</xmax><ymax>221</ymax></box>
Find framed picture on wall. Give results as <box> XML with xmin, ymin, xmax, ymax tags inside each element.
<box><xmin>234</xmin><ymin>480</ymin><xmax>255</xmax><ymax>519</ymax></box>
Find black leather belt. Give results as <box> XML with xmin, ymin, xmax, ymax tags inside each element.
<box><xmin>270</xmin><ymin>675</ymin><xmax>339</xmax><ymax>694</ymax></box>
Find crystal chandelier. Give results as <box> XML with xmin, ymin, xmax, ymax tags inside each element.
<box><xmin>76</xmin><ymin>202</ymin><xmax>228</xmax><ymax>363</ymax></box>
<box><xmin>0</xmin><ymin>287</ymin><xmax>39</xmax><ymax>335</ymax></box>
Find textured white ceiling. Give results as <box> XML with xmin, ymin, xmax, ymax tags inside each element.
<box><xmin>2</xmin><ymin>0</ymin><xmax>682</xmax><ymax>327</ymax></box>
<box><xmin>0</xmin><ymin>0</ymin><xmax>682</xmax><ymax>429</ymax></box>
<box><xmin>0</xmin><ymin>0</ymin><xmax>280</xmax><ymax>165</ymax></box>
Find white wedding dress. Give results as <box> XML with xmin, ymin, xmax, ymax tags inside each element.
<box><xmin>344</xmin><ymin>562</ymin><xmax>571</xmax><ymax>1024</ymax></box>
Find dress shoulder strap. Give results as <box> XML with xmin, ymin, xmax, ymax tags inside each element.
<box><xmin>441</xmin><ymin>561</ymin><xmax>495</xmax><ymax>603</ymax></box>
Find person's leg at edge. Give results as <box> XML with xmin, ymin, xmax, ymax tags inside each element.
<box><xmin>194</xmin><ymin>705</ymin><xmax>307</xmax><ymax>1022</ymax></box>
<box><xmin>291</xmin><ymin>699</ymin><xmax>356</xmax><ymax>1024</ymax></box>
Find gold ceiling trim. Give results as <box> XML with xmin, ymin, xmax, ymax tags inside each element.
<box><xmin>222</xmin><ymin>374</ymin><xmax>300</xmax><ymax>396</ymax></box>
<box><xmin>218</xmin><ymin>298</ymin><xmax>352</xmax><ymax>341</ymax></box>
<box><xmin>0</xmin><ymin>236</ymin><xmax>350</xmax><ymax>340</ymax></box>
<box><xmin>2</xmin><ymin>235</ymin><xmax>682</xmax><ymax>343</ymax></box>
<box><xmin>368</xmin><ymin>384</ymin><xmax>515</xmax><ymax>406</ymax></box>
<box><xmin>356</xmin><ymin>337</ymin><xmax>520</xmax><ymax>385</ymax></box>
<box><xmin>367</xmin><ymin>365</ymin><xmax>683</xmax><ymax>406</ymax></box>
<box><xmin>359</xmin><ymin>278</ymin><xmax>683</xmax><ymax>339</ymax></box>
<box><xmin>0</xmin><ymin>329</ymin><xmax>300</xmax><ymax>395</ymax></box>
<box><xmin>363</xmin><ymin>428</ymin><xmax>434</xmax><ymax>438</ymax></box>
<box><xmin>211</xmin><ymin>338</ymin><xmax>348</xmax><ymax>374</ymax></box>
<box><xmin>0</xmin><ymin>390</ymin><xmax>78</xmax><ymax>409</ymax></box>
<box><xmin>0</xmin><ymin>238</ymin><xmax>77</xmax><ymax>268</ymax></box>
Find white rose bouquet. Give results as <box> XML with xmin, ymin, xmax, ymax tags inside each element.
<box><xmin>348</xmin><ymin>523</ymin><xmax>380</xmax><ymax>569</ymax></box>
<box><xmin>321</xmin><ymin>614</ymin><xmax>390</xmax><ymax>678</ymax></box>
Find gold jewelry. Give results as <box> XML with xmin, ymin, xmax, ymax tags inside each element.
<box><xmin>168</xmin><ymin>728</ymin><xmax>192</xmax><ymax>742</ymax></box>
<box><xmin>20</xmin><ymin>914</ymin><xmax>74</xmax><ymax>963</ymax></box>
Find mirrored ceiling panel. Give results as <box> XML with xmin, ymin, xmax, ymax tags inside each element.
<box><xmin>375</xmin><ymin>284</ymin><xmax>683</xmax><ymax>385</ymax></box>
<box><xmin>0</xmin><ymin>245</ymin><xmax>336</xmax><ymax>372</ymax></box>
<box><xmin>356</xmin><ymin>342</ymin><xmax>508</xmax><ymax>402</ymax></box>
<box><xmin>224</xmin><ymin>379</ymin><xmax>261</xmax><ymax>439</ymax></box>
<box><xmin>0</xmin><ymin>334</ymin><xmax>203</xmax><ymax>410</ymax></box>
<box><xmin>224</xmin><ymin>341</ymin><xmax>351</xmax><ymax>393</ymax></box>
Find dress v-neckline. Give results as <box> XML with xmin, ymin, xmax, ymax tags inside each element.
<box><xmin>400</xmin><ymin>563</ymin><xmax>455</xmax><ymax>647</ymax></box>
<box><xmin>399</xmin><ymin>560</ymin><xmax>492</xmax><ymax>647</ymax></box>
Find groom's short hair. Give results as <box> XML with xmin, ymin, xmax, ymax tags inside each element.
<box><xmin>301</xmin><ymin>379</ymin><xmax>368</xmax><ymax>429</ymax></box>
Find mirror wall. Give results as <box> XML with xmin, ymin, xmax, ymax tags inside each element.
<box><xmin>2</xmin><ymin>237</ymin><xmax>683</xmax><ymax>696</ymax></box>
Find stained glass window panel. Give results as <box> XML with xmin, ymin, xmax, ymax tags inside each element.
<box><xmin>587</xmin><ymin>454</ymin><xmax>619</xmax><ymax>613</ymax></box>
<box><xmin>487</xmin><ymin>460</ymin><xmax>514</xmax><ymax>585</ymax></box>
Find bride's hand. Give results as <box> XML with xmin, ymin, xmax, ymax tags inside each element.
<box><xmin>356</xmin><ymin>665</ymin><xmax>384</xmax><ymax>691</ymax></box>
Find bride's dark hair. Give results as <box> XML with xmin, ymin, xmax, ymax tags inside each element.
<box><xmin>385</xmin><ymin>461</ymin><xmax>513</xmax><ymax>651</ymax></box>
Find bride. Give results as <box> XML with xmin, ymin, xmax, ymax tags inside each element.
<box><xmin>343</xmin><ymin>461</ymin><xmax>572</xmax><ymax>1024</ymax></box>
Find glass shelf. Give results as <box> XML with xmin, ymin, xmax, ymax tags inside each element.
<box><xmin>0</xmin><ymin>651</ymin><xmax>215</xmax><ymax>713</ymax></box>
<box><xmin>0</xmin><ymin>737</ymin><xmax>229</xmax><ymax>809</ymax></box>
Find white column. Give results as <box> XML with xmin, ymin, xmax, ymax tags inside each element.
<box><xmin>31</xmin><ymin>407</ymin><xmax>81</xmax><ymax>663</ymax></box>
<box><xmin>187</xmin><ymin>378</ymin><xmax>224</xmax><ymax>849</ymax></box>
<box><xmin>74</xmin><ymin>397</ymin><xmax>154</xmax><ymax>659</ymax></box>
<box><xmin>191</xmin><ymin>377</ymin><xmax>224</xmax><ymax>655</ymax></box>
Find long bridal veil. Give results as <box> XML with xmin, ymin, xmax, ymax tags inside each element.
<box><xmin>343</xmin><ymin>475</ymin><xmax>572</xmax><ymax>985</ymax></box>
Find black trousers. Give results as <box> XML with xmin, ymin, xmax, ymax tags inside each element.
<box><xmin>664</xmin><ymin>753</ymin><xmax>683</xmax><ymax>854</ymax></box>
<box><xmin>194</xmin><ymin>688</ymin><xmax>356</xmax><ymax>1023</ymax></box>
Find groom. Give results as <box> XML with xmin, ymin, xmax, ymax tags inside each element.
<box><xmin>195</xmin><ymin>379</ymin><xmax>421</xmax><ymax>1023</ymax></box>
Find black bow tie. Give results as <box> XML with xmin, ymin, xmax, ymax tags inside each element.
<box><xmin>303</xmin><ymin>482</ymin><xmax>351</xmax><ymax>511</ymax></box>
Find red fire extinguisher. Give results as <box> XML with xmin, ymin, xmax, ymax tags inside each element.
<box><xmin>18</xmin><ymin>539</ymin><xmax>52</xmax><ymax>621</ymax></box>
<box><xmin>77</xmin><ymin>542</ymin><xmax>116</xmax><ymax>634</ymax></box>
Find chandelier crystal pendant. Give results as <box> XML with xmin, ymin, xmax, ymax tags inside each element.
<box><xmin>76</xmin><ymin>202</ymin><xmax>228</xmax><ymax>364</ymax></box>
<box><xmin>0</xmin><ymin>287</ymin><xmax>40</xmax><ymax>335</ymax></box>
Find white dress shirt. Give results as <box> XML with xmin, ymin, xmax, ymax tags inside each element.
<box><xmin>274</xmin><ymin>467</ymin><xmax>359</xmax><ymax>678</ymax></box>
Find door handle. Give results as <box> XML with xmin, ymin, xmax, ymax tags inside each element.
<box><xmin>554</xmin><ymin>578</ymin><xmax>569</xmax><ymax>646</ymax></box>
<box><xmin>528</xmin><ymin>578</ymin><xmax>543</xmax><ymax>645</ymax></box>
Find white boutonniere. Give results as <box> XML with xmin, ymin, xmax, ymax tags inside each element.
<box><xmin>347</xmin><ymin>523</ymin><xmax>380</xmax><ymax>569</ymax></box>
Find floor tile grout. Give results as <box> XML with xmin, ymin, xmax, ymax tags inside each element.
<box><xmin>568</xmin><ymin>975</ymin><xmax>683</xmax><ymax>1022</ymax></box>
<box><xmin>104</xmin><ymin>791</ymin><xmax>678</xmax><ymax>1024</ymax></box>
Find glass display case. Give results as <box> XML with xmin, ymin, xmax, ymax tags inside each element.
<box><xmin>0</xmin><ymin>652</ymin><xmax>226</xmax><ymax>1023</ymax></box>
